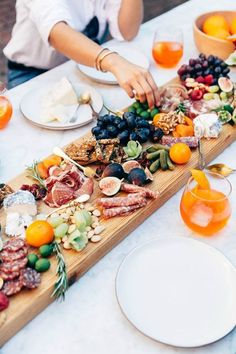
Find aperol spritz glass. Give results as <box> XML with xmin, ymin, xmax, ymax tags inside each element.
<box><xmin>0</xmin><ymin>81</ymin><xmax>13</xmax><ymax>129</ymax></box>
<box><xmin>180</xmin><ymin>171</ymin><xmax>232</xmax><ymax>236</ymax></box>
<box><xmin>152</xmin><ymin>27</ymin><xmax>183</xmax><ymax>68</ymax></box>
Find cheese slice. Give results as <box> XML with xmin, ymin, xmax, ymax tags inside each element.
<box><xmin>42</xmin><ymin>77</ymin><xmax>78</xmax><ymax>108</ymax></box>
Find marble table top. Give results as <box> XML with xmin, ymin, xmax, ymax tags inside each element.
<box><xmin>1</xmin><ymin>0</ymin><xmax>236</xmax><ymax>353</ymax></box>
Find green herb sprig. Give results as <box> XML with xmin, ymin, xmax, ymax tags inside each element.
<box><xmin>51</xmin><ymin>242</ymin><xmax>68</xmax><ymax>301</ymax></box>
<box><xmin>26</xmin><ymin>161</ymin><xmax>47</xmax><ymax>189</ymax></box>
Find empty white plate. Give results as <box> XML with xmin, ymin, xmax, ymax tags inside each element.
<box><xmin>116</xmin><ymin>237</ymin><xmax>236</xmax><ymax>347</ymax></box>
<box><xmin>77</xmin><ymin>43</ymin><xmax>149</xmax><ymax>84</ymax></box>
<box><xmin>20</xmin><ymin>83</ymin><xmax>103</xmax><ymax>130</ymax></box>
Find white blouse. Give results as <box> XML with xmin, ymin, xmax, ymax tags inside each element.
<box><xmin>4</xmin><ymin>0</ymin><xmax>123</xmax><ymax>69</ymax></box>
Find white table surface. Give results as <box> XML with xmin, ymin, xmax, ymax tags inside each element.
<box><xmin>1</xmin><ymin>0</ymin><xmax>236</xmax><ymax>353</ymax></box>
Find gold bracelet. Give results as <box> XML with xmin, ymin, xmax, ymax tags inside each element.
<box><xmin>98</xmin><ymin>50</ymin><xmax>118</xmax><ymax>72</ymax></box>
<box><xmin>94</xmin><ymin>48</ymin><xmax>109</xmax><ymax>71</ymax></box>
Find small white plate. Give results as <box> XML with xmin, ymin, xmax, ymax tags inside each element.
<box><xmin>77</xmin><ymin>43</ymin><xmax>149</xmax><ymax>85</ymax></box>
<box><xmin>20</xmin><ymin>83</ymin><xmax>103</xmax><ymax>130</ymax></box>
<box><xmin>116</xmin><ymin>237</ymin><xmax>236</xmax><ymax>348</ymax></box>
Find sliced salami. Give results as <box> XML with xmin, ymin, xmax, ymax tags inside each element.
<box><xmin>0</xmin><ymin>246</ymin><xmax>28</xmax><ymax>262</ymax></box>
<box><xmin>121</xmin><ymin>183</ymin><xmax>159</xmax><ymax>199</ymax></box>
<box><xmin>19</xmin><ymin>268</ymin><xmax>41</xmax><ymax>289</ymax></box>
<box><xmin>2</xmin><ymin>279</ymin><xmax>23</xmax><ymax>296</ymax></box>
<box><xmin>103</xmin><ymin>201</ymin><xmax>147</xmax><ymax>218</ymax></box>
<box><xmin>3</xmin><ymin>238</ymin><xmax>25</xmax><ymax>252</ymax></box>
<box><xmin>0</xmin><ymin>257</ymin><xmax>28</xmax><ymax>273</ymax></box>
<box><xmin>97</xmin><ymin>193</ymin><xmax>146</xmax><ymax>208</ymax></box>
<box><xmin>0</xmin><ymin>270</ymin><xmax>20</xmax><ymax>281</ymax></box>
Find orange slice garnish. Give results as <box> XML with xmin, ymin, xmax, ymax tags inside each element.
<box><xmin>190</xmin><ymin>169</ymin><xmax>210</xmax><ymax>190</ymax></box>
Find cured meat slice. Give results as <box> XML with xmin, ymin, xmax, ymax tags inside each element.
<box><xmin>0</xmin><ymin>257</ymin><xmax>28</xmax><ymax>273</ymax></box>
<box><xmin>75</xmin><ymin>177</ymin><xmax>94</xmax><ymax>197</ymax></box>
<box><xmin>3</xmin><ymin>238</ymin><xmax>25</xmax><ymax>252</ymax></box>
<box><xmin>19</xmin><ymin>268</ymin><xmax>41</xmax><ymax>289</ymax></box>
<box><xmin>161</xmin><ymin>136</ymin><xmax>199</xmax><ymax>148</ymax></box>
<box><xmin>121</xmin><ymin>183</ymin><xmax>159</xmax><ymax>199</ymax></box>
<box><xmin>0</xmin><ymin>270</ymin><xmax>20</xmax><ymax>281</ymax></box>
<box><xmin>97</xmin><ymin>193</ymin><xmax>146</xmax><ymax>208</ymax></box>
<box><xmin>44</xmin><ymin>181</ymin><xmax>74</xmax><ymax>207</ymax></box>
<box><xmin>0</xmin><ymin>246</ymin><xmax>28</xmax><ymax>262</ymax></box>
<box><xmin>2</xmin><ymin>279</ymin><xmax>23</xmax><ymax>296</ymax></box>
<box><xmin>103</xmin><ymin>201</ymin><xmax>147</xmax><ymax>218</ymax></box>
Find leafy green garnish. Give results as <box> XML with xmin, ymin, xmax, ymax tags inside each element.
<box><xmin>51</xmin><ymin>242</ymin><xmax>68</xmax><ymax>301</ymax></box>
<box><xmin>26</xmin><ymin>161</ymin><xmax>47</xmax><ymax>189</ymax></box>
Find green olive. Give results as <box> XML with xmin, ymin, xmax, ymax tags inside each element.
<box><xmin>39</xmin><ymin>244</ymin><xmax>53</xmax><ymax>258</ymax></box>
<box><xmin>35</xmin><ymin>258</ymin><xmax>51</xmax><ymax>272</ymax></box>
<box><xmin>27</xmin><ymin>254</ymin><xmax>39</xmax><ymax>269</ymax></box>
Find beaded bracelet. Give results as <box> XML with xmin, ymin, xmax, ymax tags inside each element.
<box><xmin>98</xmin><ymin>50</ymin><xmax>118</xmax><ymax>72</ymax></box>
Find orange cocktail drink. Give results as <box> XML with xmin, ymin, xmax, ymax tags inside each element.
<box><xmin>180</xmin><ymin>171</ymin><xmax>231</xmax><ymax>236</ymax></box>
<box><xmin>152</xmin><ymin>27</ymin><xmax>183</xmax><ymax>68</ymax></box>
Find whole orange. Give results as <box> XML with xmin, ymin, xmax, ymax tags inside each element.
<box><xmin>169</xmin><ymin>143</ymin><xmax>191</xmax><ymax>164</ymax></box>
<box><xmin>230</xmin><ymin>18</ymin><xmax>236</xmax><ymax>34</ymax></box>
<box><xmin>26</xmin><ymin>221</ymin><xmax>54</xmax><ymax>248</ymax></box>
<box><xmin>203</xmin><ymin>15</ymin><xmax>229</xmax><ymax>35</ymax></box>
<box><xmin>0</xmin><ymin>96</ymin><xmax>13</xmax><ymax>129</ymax></box>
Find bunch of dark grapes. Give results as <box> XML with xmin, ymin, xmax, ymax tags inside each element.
<box><xmin>92</xmin><ymin>112</ymin><xmax>154</xmax><ymax>145</ymax></box>
<box><xmin>177</xmin><ymin>53</ymin><xmax>230</xmax><ymax>85</ymax></box>
<box><xmin>21</xmin><ymin>184</ymin><xmax>47</xmax><ymax>200</ymax></box>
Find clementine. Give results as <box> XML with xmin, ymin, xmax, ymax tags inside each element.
<box><xmin>26</xmin><ymin>220</ymin><xmax>54</xmax><ymax>248</ymax></box>
<box><xmin>203</xmin><ymin>15</ymin><xmax>229</xmax><ymax>35</ymax></box>
<box><xmin>230</xmin><ymin>18</ymin><xmax>236</xmax><ymax>34</ymax></box>
<box><xmin>207</xmin><ymin>28</ymin><xmax>230</xmax><ymax>40</ymax></box>
<box><xmin>169</xmin><ymin>143</ymin><xmax>191</xmax><ymax>164</ymax></box>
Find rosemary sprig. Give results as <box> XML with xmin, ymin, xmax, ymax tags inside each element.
<box><xmin>176</xmin><ymin>102</ymin><xmax>187</xmax><ymax>114</ymax></box>
<box><xmin>26</xmin><ymin>161</ymin><xmax>47</xmax><ymax>189</ymax></box>
<box><xmin>51</xmin><ymin>242</ymin><xmax>68</xmax><ymax>301</ymax></box>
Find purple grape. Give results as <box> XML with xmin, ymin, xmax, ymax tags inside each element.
<box><xmin>189</xmin><ymin>59</ymin><xmax>196</xmax><ymax>66</ymax></box>
<box><xmin>194</xmin><ymin>63</ymin><xmax>202</xmax><ymax>71</ymax></box>
<box><xmin>202</xmin><ymin>61</ymin><xmax>208</xmax><ymax>69</ymax></box>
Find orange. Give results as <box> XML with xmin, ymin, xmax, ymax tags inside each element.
<box><xmin>26</xmin><ymin>221</ymin><xmax>54</xmax><ymax>248</ymax></box>
<box><xmin>0</xmin><ymin>96</ymin><xmax>13</xmax><ymax>129</ymax></box>
<box><xmin>203</xmin><ymin>15</ymin><xmax>229</xmax><ymax>35</ymax></box>
<box><xmin>169</xmin><ymin>143</ymin><xmax>191</xmax><ymax>164</ymax></box>
<box><xmin>207</xmin><ymin>28</ymin><xmax>230</xmax><ymax>40</ymax></box>
<box><xmin>36</xmin><ymin>162</ymin><xmax>49</xmax><ymax>179</ymax></box>
<box><xmin>190</xmin><ymin>169</ymin><xmax>210</xmax><ymax>190</ymax></box>
<box><xmin>230</xmin><ymin>18</ymin><xmax>236</xmax><ymax>34</ymax></box>
<box><xmin>42</xmin><ymin>155</ymin><xmax>62</xmax><ymax>170</ymax></box>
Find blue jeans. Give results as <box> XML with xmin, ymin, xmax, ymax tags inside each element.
<box><xmin>7</xmin><ymin>66</ymin><xmax>47</xmax><ymax>89</ymax></box>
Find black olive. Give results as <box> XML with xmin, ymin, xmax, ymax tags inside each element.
<box><xmin>91</xmin><ymin>126</ymin><xmax>101</xmax><ymax>136</ymax></box>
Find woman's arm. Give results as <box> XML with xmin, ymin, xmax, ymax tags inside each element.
<box><xmin>118</xmin><ymin>0</ymin><xmax>143</xmax><ymax>40</ymax></box>
<box><xmin>49</xmin><ymin>22</ymin><xmax>159</xmax><ymax>107</ymax></box>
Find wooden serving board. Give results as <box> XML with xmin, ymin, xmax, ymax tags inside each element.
<box><xmin>0</xmin><ymin>84</ymin><xmax>236</xmax><ymax>346</ymax></box>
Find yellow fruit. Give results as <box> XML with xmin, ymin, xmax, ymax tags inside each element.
<box><xmin>230</xmin><ymin>18</ymin><xmax>236</xmax><ymax>34</ymax></box>
<box><xmin>207</xmin><ymin>28</ymin><xmax>230</xmax><ymax>40</ymax></box>
<box><xmin>26</xmin><ymin>221</ymin><xmax>54</xmax><ymax>248</ymax></box>
<box><xmin>190</xmin><ymin>169</ymin><xmax>210</xmax><ymax>190</ymax></box>
<box><xmin>169</xmin><ymin>143</ymin><xmax>191</xmax><ymax>165</ymax></box>
<box><xmin>203</xmin><ymin>15</ymin><xmax>229</xmax><ymax>35</ymax></box>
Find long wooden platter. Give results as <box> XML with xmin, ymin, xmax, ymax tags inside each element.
<box><xmin>0</xmin><ymin>82</ymin><xmax>236</xmax><ymax>346</ymax></box>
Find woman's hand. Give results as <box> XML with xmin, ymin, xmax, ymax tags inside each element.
<box><xmin>102</xmin><ymin>54</ymin><xmax>160</xmax><ymax>109</ymax></box>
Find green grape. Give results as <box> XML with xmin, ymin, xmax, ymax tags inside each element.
<box><xmin>48</xmin><ymin>216</ymin><xmax>63</xmax><ymax>228</ymax></box>
<box><xmin>208</xmin><ymin>85</ymin><xmax>219</xmax><ymax>93</ymax></box>
<box><xmin>54</xmin><ymin>223</ymin><xmax>69</xmax><ymax>238</ymax></box>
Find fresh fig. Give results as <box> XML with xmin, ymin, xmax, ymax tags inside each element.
<box><xmin>99</xmin><ymin>177</ymin><xmax>121</xmax><ymax>196</ymax></box>
<box><xmin>102</xmin><ymin>163</ymin><xmax>125</xmax><ymax>179</ymax></box>
<box><xmin>218</xmin><ymin>77</ymin><xmax>233</xmax><ymax>93</ymax></box>
<box><xmin>127</xmin><ymin>168</ymin><xmax>146</xmax><ymax>186</ymax></box>
<box><xmin>122</xmin><ymin>161</ymin><xmax>141</xmax><ymax>174</ymax></box>
<box><xmin>144</xmin><ymin>167</ymin><xmax>154</xmax><ymax>182</ymax></box>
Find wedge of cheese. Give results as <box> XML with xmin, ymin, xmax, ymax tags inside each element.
<box><xmin>40</xmin><ymin>77</ymin><xmax>78</xmax><ymax>123</ymax></box>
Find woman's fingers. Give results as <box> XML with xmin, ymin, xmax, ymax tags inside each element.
<box><xmin>130</xmin><ymin>81</ymin><xmax>146</xmax><ymax>103</ymax></box>
<box><xmin>122</xmin><ymin>83</ymin><xmax>135</xmax><ymax>99</ymax></box>
<box><xmin>145</xmin><ymin>72</ymin><xmax>161</xmax><ymax>106</ymax></box>
<box><xmin>138</xmin><ymin>76</ymin><xmax>155</xmax><ymax>108</ymax></box>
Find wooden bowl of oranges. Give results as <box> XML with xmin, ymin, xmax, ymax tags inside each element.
<box><xmin>193</xmin><ymin>11</ymin><xmax>236</xmax><ymax>60</ymax></box>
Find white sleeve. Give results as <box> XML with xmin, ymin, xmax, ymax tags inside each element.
<box><xmin>26</xmin><ymin>0</ymin><xmax>74</xmax><ymax>46</ymax></box>
<box><xmin>105</xmin><ymin>0</ymin><xmax>124</xmax><ymax>41</ymax></box>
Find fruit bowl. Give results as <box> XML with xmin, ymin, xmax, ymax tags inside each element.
<box><xmin>193</xmin><ymin>11</ymin><xmax>236</xmax><ymax>60</ymax></box>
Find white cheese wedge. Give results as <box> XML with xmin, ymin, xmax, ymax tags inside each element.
<box><xmin>193</xmin><ymin>113</ymin><xmax>222</xmax><ymax>139</ymax></box>
<box><xmin>3</xmin><ymin>190</ymin><xmax>37</xmax><ymax>216</ymax></box>
<box><xmin>42</xmin><ymin>77</ymin><xmax>78</xmax><ymax>107</ymax></box>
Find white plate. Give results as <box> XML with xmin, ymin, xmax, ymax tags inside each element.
<box><xmin>20</xmin><ymin>83</ymin><xmax>103</xmax><ymax>130</ymax></box>
<box><xmin>116</xmin><ymin>237</ymin><xmax>236</xmax><ymax>347</ymax></box>
<box><xmin>77</xmin><ymin>43</ymin><xmax>149</xmax><ymax>84</ymax></box>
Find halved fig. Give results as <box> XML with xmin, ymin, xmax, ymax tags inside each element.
<box><xmin>99</xmin><ymin>177</ymin><xmax>121</xmax><ymax>196</ymax></box>
<box><xmin>122</xmin><ymin>160</ymin><xmax>141</xmax><ymax>174</ymax></box>
<box><xmin>218</xmin><ymin>77</ymin><xmax>233</xmax><ymax>93</ymax></box>
<box><xmin>144</xmin><ymin>167</ymin><xmax>154</xmax><ymax>182</ymax></box>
